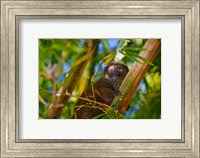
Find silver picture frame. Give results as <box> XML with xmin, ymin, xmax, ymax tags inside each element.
<box><xmin>1</xmin><ymin>0</ymin><xmax>199</xmax><ymax>157</ymax></box>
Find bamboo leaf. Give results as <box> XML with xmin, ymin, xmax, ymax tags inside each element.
<box><xmin>132</xmin><ymin>39</ymin><xmax>144</xmax><ymax>46</ymax></box>
<box><xmin>92</xmin><ymin>113</ymin><xmax>106</xmax><ymax>119</ymax></box>
<box><xmin>126</xmin><ymin>51</ymin><xmax>154</xmax><ymax>66</ymax></box>
<box><xmin>70</xmin><ymin>53</ymin><xmax>90</xmax><ymax>69</ymax></box>
<box><xmin>103</xmin><ymin>53</ymin><xmax>116</xmax><ymax>64</ymax></box>
<box><xmin>100</xmin><ymin>39</ymin><xmax>110</xmax><ymax>52</ymax></box>
<box><xmin>120</xmin><ymin>50</ymin><xmax>154</xmax><ymax>66</ymax></box>
<box><xmin>123</xmin><ymin>47</ymin><xmax>146</xmax><ymax>52</ymax></box>
<box><xmin>119</xmin><ymin>51</ymin><xmax>134</xmax><ymax>61</ymax></box>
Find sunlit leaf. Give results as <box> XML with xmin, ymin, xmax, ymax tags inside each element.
<box><xmin>103</xmin><ymin>53</ymin><xmax>116</xmax><ymax>64</ymax></box>
<box><xmin>118</xmin><ymin>39</ymin><xmax>130</xmax><ymax>48</ymax></box>
<box><xmin>119</xmin><ymin>51</ymin><xmax>134</xmax><ymax>61</ymax></box>
<box><xmin>70</xmin><ymin>53</ymin><xmax>90</xmax><ymax>69</ymax></box>
<box><xmin>135</xmin><ymin>39</ymin><xmax>143</xmax><ymax>46</ymax></box>
<box><xmin>79</xmin><ymin>78</ymin><xmax>85</xmax><ymax>94</ymax></box>
<box><xmin>125</xmin><ymin>51</ymin><xmax>154</xmax><ymax>66</ymax></box>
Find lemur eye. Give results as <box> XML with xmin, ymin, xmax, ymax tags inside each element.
<box><xmin>117</xmin><ymin>67</ymin><xmax>122</xmax><ymax>72</ymax></box>
<box><xmin>116</xmin><ymin>67</ymin><xmax>123</xmax><ymax>75</ymax></box>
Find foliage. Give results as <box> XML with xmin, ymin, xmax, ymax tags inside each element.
<box><xmin>39</xmin><ymin>39</ymin><xmax>161</xmax><ymax>119</ymax></box>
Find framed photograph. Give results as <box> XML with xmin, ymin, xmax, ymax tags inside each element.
<box><xmin>1</xmin><ymin>0</ymin><xmax>199</xmax><ymax>157</ymax></box>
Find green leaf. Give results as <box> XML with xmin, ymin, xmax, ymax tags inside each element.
<box><xmin>103</xmin><ymin>53</ymin><xmax>116</xmax><ymax>64</ymax></box>
<box><xmin>123</xmin><ymin>47</ymin><xmax>146</xmax><ymax>52</ymax></box>
<box><xmin>92</xmin><ymin>113</ymin><xmax>107</xmax><ymax>119</ymax></box>
<box><xmin>132</xmin><ymin>39</ymin><xmax>144</xmax><ymax>46</ymax></box>
<box><xmin>74</xmin><ymin>112</ymin><xmax>77</xmax><ymax>119</ymax></box>
<box><xmin>106</xmin><ymin>107</ymin><xmax>114</xmax><ymax>113</ymax></box>
<box><xmin>70</xmin><ymin>53</ymin><xmax>90</xmax><ymax>69</ymax></box>
<box><xmin>130</xmin><ymin>52</ymin><xmax>154</xmax><ymax>66</ymax></box>
<box><xmin>51</xmin><ymin>55</ymin><xmax>58</xmax><ymax>64</ymax></box>
<box><xmin>119</xmin><ymin>39</ymin><xmax>130</xmax><ymax>48</ymax></box>
<box><xmin>123</xmin><ymin>50</ymin><xmax>154</xmax><ymax>66</ymax></box>
<box><xmin>120</xmin><ymin>51</ymin><xmax>141</xmax><ymax>64</ymax></box>
<box><xmin>100</xmin><ymin>39</ymin><xmax>109</xmax><ymax>52</ymax></box>
<box><xmin>119</xmin><ymin>51</ymin><xmax>134</xmax><ymax>61</ymax></box>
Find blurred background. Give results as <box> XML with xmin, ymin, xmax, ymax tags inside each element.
<box><xmin>39</xmin><ymin>39</ymin><xmax>161</xmax><ymax>119</ymax></box>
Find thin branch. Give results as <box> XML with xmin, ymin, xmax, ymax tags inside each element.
<box><xmin>40</xmin><ymin>89</ymin><xmax>110</xmax><ymax>109</ymax></box>
<box><xmin>39</xmin><ymin>94</ymin><xmax>49</xmax><ymax>107</ymax></box>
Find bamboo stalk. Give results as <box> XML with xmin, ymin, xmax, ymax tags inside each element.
<box><xmin>46</xmin><ymin>40</ymin><xmax>98</xmax><ymax>119</ymax></box>
<box><xmin>111</xmin><ymin>39</ymin><xmax>161</xmax><ymax>114</ymax></box>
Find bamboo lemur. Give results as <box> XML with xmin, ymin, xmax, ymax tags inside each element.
<box><xmin>75</xmin><ymin>62</ymin><xmax>129</xmax><ymax>119</ymax></box>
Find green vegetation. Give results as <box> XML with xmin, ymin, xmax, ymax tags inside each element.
<box><xmin>39</xmin><ymin>39</ymin><xmax>161</xmax><ymax>119</ymax></box>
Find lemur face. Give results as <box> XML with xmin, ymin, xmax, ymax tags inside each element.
<box><xmin>104</xmin><ymin>62</ymin><xmax>129</xmax><ymax>85</ymax></box>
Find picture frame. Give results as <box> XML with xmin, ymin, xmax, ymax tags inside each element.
<box><xmin>1</xmin><ymin>0</ymin><xmax>199</xmax><ymax>157</ymax></box>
